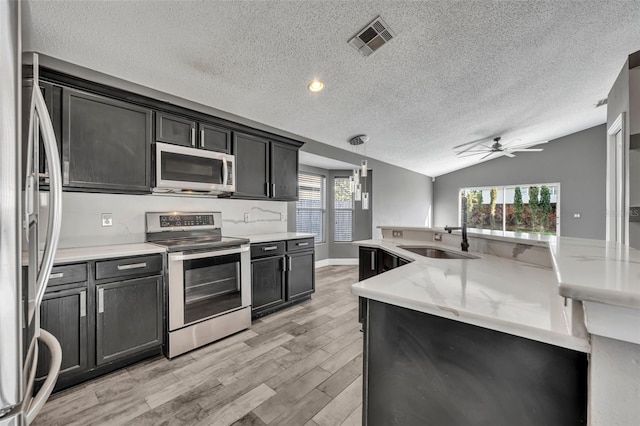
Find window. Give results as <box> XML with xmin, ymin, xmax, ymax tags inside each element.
<box><xmin>459</xmin><ymin>183</ymin><xmax>560</xmax><ymax>235</ymax></box>
<box><xmin>334</xmin><ymin>176</ymin><xmax>353</xmax><ymax>242</ymax></box>
<box><xmin>296</xmin><ymin>173</ymin><xmax>325</xmax><ymax>243</ymax></box>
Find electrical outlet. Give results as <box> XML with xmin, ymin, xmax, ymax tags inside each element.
<box><xmin>280</xmin><ymin>213</ymin><xmax>285</xmax><ymax>221</ymax></box>
<box><xmin>101</xmin><ymin>213</ymin><xmax>113</xmax><ymax>227</ymax></box>
<box><xmin>434</xmin><ymin>232</ymin><xmax>442</xmax><ymax>241</ymax></box>
<box><xmin>573</xmin><ymin>213</ymin><xmax>581</xmax><ymax>218</ymax></box>
<box><xmin>392</xmin><ymin>230</ymin><xmax>403</xmax><ymax>238</ymax></box>
<box><xmin>244</xmin><ymin>213</ymin><xmax>250</xmax><ymax>223</ymax></box>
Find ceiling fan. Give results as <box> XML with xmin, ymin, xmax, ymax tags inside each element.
<box><xmin>453</xmin><ymin>137</ymin><xmax>548</xmax><ymax>160</ymax></box>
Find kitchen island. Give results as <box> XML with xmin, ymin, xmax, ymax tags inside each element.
<box><xmin>352</xmin><ymin>228</ymin><xmax>640</xmax><ymax>425</ymax></box>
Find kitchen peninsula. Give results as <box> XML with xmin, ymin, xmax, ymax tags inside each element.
<box><xmin>352</xmin><ymin>226</ymin><xmax>640</xmax><ymax>426</ymax></box>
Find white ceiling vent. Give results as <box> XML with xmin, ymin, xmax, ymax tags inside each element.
<box><xmin>348</xmin><ymin>16</ymin><xmax>396</xmax><ymax>57</ymax></box>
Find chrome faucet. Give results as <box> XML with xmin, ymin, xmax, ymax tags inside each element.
<box><xmin>444</xmin><ymin>196</ymin><xmax>470</xmax><ymax>252</ymax></box>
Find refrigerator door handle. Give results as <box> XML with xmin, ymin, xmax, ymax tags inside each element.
<box><xmin>31</xmin><ymin>81</ymin><xmax>63</xmax><ymax>317</ymax></box>
<box><xmin>25</xmin><ymin>329</ymin><xmax>62</xmax><ymax>424</ymax></box>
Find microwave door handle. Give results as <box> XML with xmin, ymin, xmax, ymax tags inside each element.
<box><xmin>222</xmin><ymin>157</ymin><xmax>228</xmax><ymax>186</ymax></box>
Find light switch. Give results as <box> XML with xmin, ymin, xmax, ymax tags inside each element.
<box><xmin>244</xmin><ymin>213</ymin><xmax>250</xmax><ymax>223</ymax></box>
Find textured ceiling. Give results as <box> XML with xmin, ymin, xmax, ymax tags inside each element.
<box><xmin>23</xmin><ymin>1</ymin><xmax>640</xmax><ymax>177</ymax></box>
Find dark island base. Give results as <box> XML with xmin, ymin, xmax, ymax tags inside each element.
<box><xmin>363</xmin><ymin>299</ymin><xmax>588</xmax><ymax>426</ymax></box>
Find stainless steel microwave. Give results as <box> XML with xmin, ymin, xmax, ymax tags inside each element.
<box><xmin>153</xmin><ymin>142</ymin><xmax>236</xmax><ymax>195</ymax></box>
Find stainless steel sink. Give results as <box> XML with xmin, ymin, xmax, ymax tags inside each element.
<box><xmin>397</xmin><ymin>245</ymin><xmax>479</xmax><ymax>260</ymax></box>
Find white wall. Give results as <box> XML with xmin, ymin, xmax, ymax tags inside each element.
<box><xmin>39</xmin><ymin>192</ymin><xmax>287</xmax><ymax>248</ymax></box>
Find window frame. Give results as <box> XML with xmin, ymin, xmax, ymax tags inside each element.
<box><xmin>333</xmin><ymin>175</ymin><xmax>354</xmax><ymax>243</ymax></box>
<box><xmin>296</xmin><ymin>172</ymin><xmax>326</xmax><ymax>244</ymax></box>
<box><xmin>458</xmin><ymin>182</ymin><xmax>561</xmax><ymax>236</ymax></box>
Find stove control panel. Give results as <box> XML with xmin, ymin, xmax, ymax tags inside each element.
<box><xmin>146</xmin><ymin>211</ymin><xmax>222</xmax><ymax>233</ymax></box>
<box><xmin>160</xmin><ymin>214</ymin><xmax>214</xmax><ymax>228</ymax></box>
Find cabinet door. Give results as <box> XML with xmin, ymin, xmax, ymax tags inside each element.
<box><xmin>251</xmin><ymin>256</ymin><xmax>285</xmax><ymax>314</ymax></box>
<box><xmin>270</xmin><ymin>141</ymin><xmax>298</xmax><ymax>200</ymax></box>
<box><xmin>233</xmin><ymin>132</ymin><xmax>269</xmax><ymax>199</ymax></box>
<box><xmin>287</xmin><ymin>251</ymin><xmax>315</xmax><ymax>300</ymax></box>
<box><xmin>62</xmin><ymin>88</ymin><xmax>152</xmax><ymax>192</ymax></box>
<box><xmin>37</xmin><ymin>287</ymin><xmax>88</xmax><ymax>380</ymax></box>
<box><xmin>378</xmin><ymin>251</ymin><xmax>398</xmax><ymax>274</ymax></box>
<box><xmin>155</xmin><ymin>112</ymin><xmax>197</xmax><ymax>147</ymax></box>
<box><xmin>359</xmin><ymin>247</ymin><xmax>379</xmax><ymax>281</ymax></box>
<box><xmin>95</xmin><ymin>276</ymin><xmax>162</xmax><ymax>365</ymax></box>
<box><xmin>199</xmin><ymin>122</ymin><xmax>231</xmax><ymax>153</ymax></box>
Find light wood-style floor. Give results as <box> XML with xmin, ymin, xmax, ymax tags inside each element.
<box><xmin>34</xmin><ymin>265</ymin><xmax>363</xmax><ymax>426</ymax></box>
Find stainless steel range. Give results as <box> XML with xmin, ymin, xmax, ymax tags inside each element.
<box><xmin>146</xmin><ymin>211</ymin><xmax>251</xmax><ymax>358</ymax></box>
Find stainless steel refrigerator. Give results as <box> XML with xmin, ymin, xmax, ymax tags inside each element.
<box><xmin>1</xmin><ymin>1</ymin><xmax>63</xmax><ymax>424</ymax></box>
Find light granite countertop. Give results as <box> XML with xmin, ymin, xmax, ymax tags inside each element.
<box><xmin>245</xmin><ymin>232</ymin><xmax>315</xmax><ymax>244</ymax></box>
<box><xmin>352</xmin><ymin>239</ymin><xmax>590</xmax><ymax>353</ymax></box>
<box><xmin>22</xmin><ymin>243</ymin><xmax>166</xmax><ymax>265</ymax></box>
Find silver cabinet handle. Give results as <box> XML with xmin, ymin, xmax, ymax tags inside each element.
<box><xmin>297</xmin><ymin>242</ymin><xmax>309</xmax><ymax>247</ymax></box>
<box><xmin>117</xmin><ymin>262</ymin><xmax>147</xmax><ymax>271</ymax></box>
<box><xmin>191</xmin><ymin>128</ymin><xmax>196</xmax><ymax>147</ymax></box>
<box><xmin>262</xmin><ymin>246</ymin><xmax>278</xmax><ymax>251</ymax></box>
<box><xmin>49</xmin><ymin>272</ymin><xmax>64</xmax><ymax>279</ymax></box>
<box><xmin>282</xmin><ymin>257</ymin><xmax>286</xmax><ymax>272</ymax></box>
<box><xmin>80</xmin><ymin>290</ymin><xmax>86</xmax><ymax>317</ymax></box>
<box><xmin>63</xmin><ymin>160</ymin><xmax>70</xmax><ymax>185</ymax></box>
<box><xmin>371</xmin><ymin>251</ymin><xmax>376</xmax><ymax>271</ymax></box>
<box><xmin>265</xmin><ymin>182</ymin><xmax>270</xmax><ymax>197</ymax></box>
<box><xmin>200</xmin><ymin>129</ymin><xmax>205</xmax><ymax>148</ymax></box>
<box><xmin>288</xmin><ymin>257</ymin><xmax>292</xmax><ymax>271</ymax></box>
<box><xmin>272</xmin><ymin>183</ymin><xmax>276</xmax><ymax>198</ymax></box>
<box><xmin>98</xmin><ymin>288</ymin><xmax>104</xmax><ymax>313</ymax></box>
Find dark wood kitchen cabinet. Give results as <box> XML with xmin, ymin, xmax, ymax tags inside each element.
<box><xmin>251</xmin><ymin>238</ymin><xmax>315</xmax><ymax>318</ymax></box>
<box><xmin>34</xmin><ymin>254</ymin><xmax>164</xmax><ymax>392</ymax></box>
<box><xmin>251</xmin><ymin>254</ymin><xmax>286</xmax><ymax>316</ymax></box>
<box><xmin>95</xmin><ymin>275</ymin><xmax>163</xmax><ymax>365</ymax></box>
<box><xmin>36</xmin><ymin>287</ymin><xmax>88</xmax><ymax>384</ymax></box>
<box><xmin>62</xmin><ymin>87</ymin><xmax>152</xmax><ymax>193</ymax></box>
<box><xmin>359</xmin><ymin>247</ymin><xmax>379</xmax><ymax>281</ymax></box>
<box><xmin>156</xmin><ymin>111</ymin><xmax>231</xmax><ymax>153</ymax></box>
<box><xmin>361</xmin><ymin>299</ymin><xmax>588</xmax><ymax>425</ymax></box>
<box><xmin>233</xmin><ymin>132</ymin><xmax>300</xmax><ymax>201</ymax></box>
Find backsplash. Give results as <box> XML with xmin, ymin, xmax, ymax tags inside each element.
<box><xmin>35</xmin><ymin>192</ymin><xmax>288</xmax><ymax>248</ymax></box>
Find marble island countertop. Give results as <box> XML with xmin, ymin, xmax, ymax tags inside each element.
<box><xmin>351</xmin><ymin>239</ymin><xmax>590</xmax><ymax>353</ymax></box>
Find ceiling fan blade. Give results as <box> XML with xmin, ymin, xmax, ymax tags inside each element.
<box><xmin>506</xmin><ymin>140</ymin><xmax>549</xmax><ymax>149</ymax></box>
<box><xmin>456</xmin><ymin>152</ymin><xmax>486</xmax><ymax>158</ymax></box>
<box><xmin>500</xmin><ymin>138</ymin><xmax>522</xmax><ymax>148</ymax></box>
<box><xmin>480</xmin><ymin>151</ymin><xmax>496</xmax><ymax>160</ymax></box>
<box><xmin>503</xmin><ymin>152</ymin><xmax>516</xmax><ymax>158</ymax></box>
<box><xmin>452</xmin><ymin>137</ymin><xmax>491</xmax><ymax>150</ymax></box>
<box><xmin>507</xmin><ymin>148</ymin><xmax>544</xmax><ymax>152</ymax></box>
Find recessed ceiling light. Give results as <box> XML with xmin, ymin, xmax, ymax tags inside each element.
<box><xmin>308</xmin><ymin>80</ymin><xmax>324</xmax><ymax>92</ymax></box>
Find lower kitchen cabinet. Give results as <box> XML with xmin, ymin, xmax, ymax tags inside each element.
<box><xmin>36</xmin><ymin>254</ymin><xmax>164</xmax><ymax>392</ymax></box>
<box><xmin>251</xmin><ymin>238</ymin><xmax>315</xmax><ymax>318</ymax></box>
<box><xmin>95</xmin><ymin>276</ymin><xmax>162</xmax><ymax>365</ymax></box>
<box><xmin>37</xmin><ymin>287</ymin><xmax>88</xmax><ymax>382</ymax></box>
<box><xmin>251</xmin><ymin>255</ymin><xmax>286</xmax><ymax>314</ymax></box>
<box><xmin>287</xmin><ymin>250</ymin><xmax>315</xmax><ymax>300</ymax></box>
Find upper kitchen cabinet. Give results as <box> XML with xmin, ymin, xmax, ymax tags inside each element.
<box><xmin>233</xmin><ymin>132</ymin><xmax>300</xmax><ymax>201</ymax></box>
<box><xmin>62</xmin><ymin>87</ymin><xmax>152</xmax><ymax>193</ymax></box>
<box><xmin>156</xmin><ymin>112</ymin><xmax>231</xmax><ymax>153</ymax></box>
<box><xmin>270</xmin><ymin>141</ymin><xmax>298</xmax><ymax>200</ymax></box>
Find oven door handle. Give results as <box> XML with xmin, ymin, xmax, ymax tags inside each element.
<box><xmin>170</xmin><ymin>246</ymin><xmax>249</xmax><ymax>261</ymax></box>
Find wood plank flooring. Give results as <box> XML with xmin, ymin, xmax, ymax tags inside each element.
<box><xmin>33</xmin><ymin>266</ymin><xmax>362</xmax><ymax>426</ymax></box>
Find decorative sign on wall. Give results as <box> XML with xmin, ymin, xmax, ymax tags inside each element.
<box><xmin>630</xmin><ymin>206</ymin><xmax>640</xmax><ymax>222</ymax></box>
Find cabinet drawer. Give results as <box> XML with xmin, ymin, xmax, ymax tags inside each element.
<box><xmin>251</xmin><ymin>241</ymin><xmax>285</xmax><ymax>259</ymax></box>
<box><xmin>48</xmin><ymin>263</ymin><xmax>87</xmax><ymax>288</ymax></box>
<box><xmin>286</xmin><ymin>238</ymin><xmax>314</xmax><ymax>252</ymax></box>
<box><xmin>95</xmin><ymin>254</ymin><xmax>162</xmax><ymax>280</ymax></box>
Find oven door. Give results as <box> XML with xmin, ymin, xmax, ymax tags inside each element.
<box><xmin>167</xmin><ymin>245</ymin><xmax>250</xmax><ymax>331</ymax></box>
<box><xmin>155</xmin><ymin>142</ymin><xmax>235</xmax><ymax>193</ymax></box>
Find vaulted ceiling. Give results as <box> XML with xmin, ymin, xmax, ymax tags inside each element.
<box><xmin>23</xmin><ymin>1</ymin><xmax>640</xmax><ymax>176</ymax></box>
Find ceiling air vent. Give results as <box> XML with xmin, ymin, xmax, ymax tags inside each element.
<box><xmin>348</xmin><ymin>16</ymin><xmax>396</xmax><ymax>57</ymax></box>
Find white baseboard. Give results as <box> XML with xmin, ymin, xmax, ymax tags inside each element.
<box><xmin>315</xmin><ymin>258</ymin><xmax>358</xmax><ymax>268</ymax></box>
